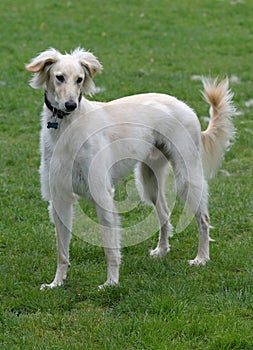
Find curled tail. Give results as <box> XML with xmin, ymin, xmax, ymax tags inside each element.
<box><xmin>201</xmin><ymin>78</ymin><xmax>236</xmax><ymax>180</ymax></box>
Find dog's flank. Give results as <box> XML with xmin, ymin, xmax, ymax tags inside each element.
<box><xmin>26</xmin><ymin>48</ymin><xmax>235</xmax><ymax>290</ymax></box>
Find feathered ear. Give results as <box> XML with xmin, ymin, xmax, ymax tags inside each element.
<box><xmin>72</xmin><ymin>48</ymin><xmax>103</xmax><ymax>96</ymax></box>
<box><xmin>26</xmin><ymin>48</ymin><xmax>61</xmax><ymax>89</ymax></box>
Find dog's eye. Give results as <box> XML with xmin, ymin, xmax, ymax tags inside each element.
<box><xmin>77</xmin><ymin>77</ymin><xmax>83</xmax><ymax>84</ymax></box>
<box><xmin>56</xmin><ymin>75</ymin><xmax>65</xmax><ymax>83</ymax></box>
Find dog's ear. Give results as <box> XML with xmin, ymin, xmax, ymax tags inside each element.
<box><xmin>72</xmin><ymin>48</ymin><xmax>103</xmax><ymax>96</ymax></box>
<box><xmin>26</xmin><ymin>48</ymin><xmax>60</xmax><ymax>89</ymax></box>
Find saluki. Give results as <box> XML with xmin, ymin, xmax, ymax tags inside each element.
<box><xmin>26</xmin><ymin>48</ymin><xmax>235</xmax><ymax>290</ymax></box>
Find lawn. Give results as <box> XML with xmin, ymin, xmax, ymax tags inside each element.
<box><xmin>0</xmin><ymin>0</ymin><xmax>253</xmax><ymax>349</ymax></box>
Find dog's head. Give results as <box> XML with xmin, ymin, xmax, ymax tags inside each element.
<box><xmin>26</xmin><ymin>48</ymin><xmax>103</xmax><ymax>113</ymax></box>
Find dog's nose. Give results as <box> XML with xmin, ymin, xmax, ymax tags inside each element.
<box><xmin>65</xmin><ymin>100</ymin><xmax>77</xmax><ymax>111</ymax></box>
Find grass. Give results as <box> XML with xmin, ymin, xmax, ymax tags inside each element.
<box><xmin>0</xmin><ymin>0</ymin><xmax>253</xmax><ymax>349</ymax></box>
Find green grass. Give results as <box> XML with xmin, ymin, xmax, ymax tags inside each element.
<box><xmin>1</xmin><ymin>0</ymin><xmax>253</xmax><ymax>349</ymax></box>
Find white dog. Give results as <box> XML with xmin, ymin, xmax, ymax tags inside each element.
<box><xmin>26</xmin><ymin>48</ymin><xmax>235</xmax><ymax>290</ymax></box>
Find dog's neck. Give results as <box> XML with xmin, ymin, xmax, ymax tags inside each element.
<box><xmin>44</xmin><ymin>92</ymin><xmax>83</xmax><ymax>129</ymax></box>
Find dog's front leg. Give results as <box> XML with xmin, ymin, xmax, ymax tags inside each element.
<box><xmin>41</xmin><ymin>201</ymin><xmax>73</xmax><ymax>290</ymax></box>
<box><xmin>95</xmin><ymin>200</ymin><xmax>121</xmax><ymax>290</ymax></box>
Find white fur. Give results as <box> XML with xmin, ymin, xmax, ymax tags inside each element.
<box><xmin>26</xmin><ymin>48</ymin><xmax>235</xmax><ymax>290</ymax></box>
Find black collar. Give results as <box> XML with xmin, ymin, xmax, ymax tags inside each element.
<box><xmin>45</xmin><ymin>92</ymin><xmax>82</xmax><ymax>129</ymax></box>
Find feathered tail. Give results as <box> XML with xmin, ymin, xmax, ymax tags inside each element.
<box><xmin>201</xmin><ymin>78</ymin><xmax>236</xmax><ymax>180</ymax></box>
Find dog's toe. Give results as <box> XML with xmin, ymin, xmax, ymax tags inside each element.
<box><xmin>189</xmin><ymin>256</ymin><xmax>209</xmax><ymax>266</ymax></box>
<box><xmin>150</xmin><ymin>246</ymin><xmax>170</xmax><ymax>258</ymax></box>
<box><xmin>98</xmin><ymin>279</ymin><xmax>118</xmax><ymax>291</ymax></box>
<box><xmin>40</xmin><ymin>280</ymin><xmax>64</xmax><ymax>290</ymax></box>
<box><xmin>40</xmin><ymin>283</ymin><xmax>53</xmax><ymax>291</ymax></box>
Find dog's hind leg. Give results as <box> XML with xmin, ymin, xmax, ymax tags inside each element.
<box><xmin>173</xmin><ymin>158</ymin><xmax>210</xmax><ymax>266</ymax></box>
<box><xmin>95</xmin><ymin>192</ymin><xmax>121</xmax><ymax>290</ymax></box>
<box><xmin>135</xmin><ymin>161</ymin><xmax>173</xmax><ymax>258</ymax></box>
<box><xmin>150</xmin><ymin>193</ymin><xmax>173</xmax><ymax>258</ymax></box>
<box><xmin>40</xmin><ymin>200</ymin><xmax>73</xmax><ymax>290</ymax></box>
<box><xmin>189</xmin><ymin>187</ymin><xmax>210</xmax><ymax>266</ymax></box>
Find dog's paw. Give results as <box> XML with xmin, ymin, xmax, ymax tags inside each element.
<box><xmin>188</xmin><ymin>256</ymin><xmax>209</xmax><ymax>266</ymax></box>
<box><xmin>98</xmin><ymin>279</ymin><xmax>119</xmax><ymax>291</ymax></box>
<box><xmin>150</xmin><ymin>246</ymin><xmax>170</xmax><ymax>258</ymax></box>
<box><xmin>40</xmin><ymin>280</ymin><xmax>64</xmax><ymax>291</ymax></box>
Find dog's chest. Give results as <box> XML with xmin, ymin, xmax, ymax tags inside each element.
<box><xmin>71</xmin><ymin>159</ymin><xmax>90</xmax><ymax>197</ymax></box>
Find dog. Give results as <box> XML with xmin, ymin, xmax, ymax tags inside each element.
<box><xmin>26</xmin><ymin>48</ymin><xmax>235</xmax><ymax>290</ymax></box>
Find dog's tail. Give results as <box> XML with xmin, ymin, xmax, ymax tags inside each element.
<box><xmin>201</xmin><ymin>78</ymin><xmax>236</xmax><ymax>180</ymax></box>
